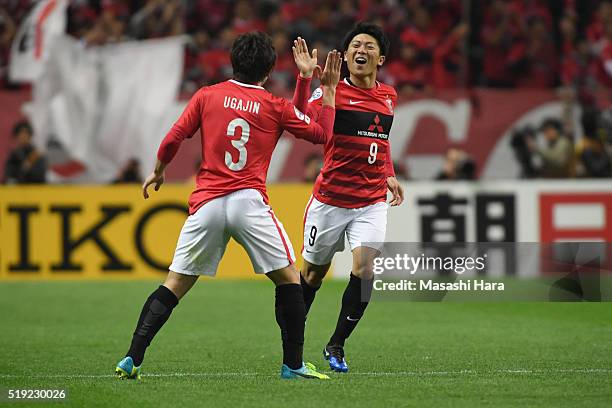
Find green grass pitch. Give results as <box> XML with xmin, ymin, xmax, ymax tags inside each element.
<box><xmin>1</xmin><ymin>280</ymin><xmax>611</xmax><ymax>407</ymax></box>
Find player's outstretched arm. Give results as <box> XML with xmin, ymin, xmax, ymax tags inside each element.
<box><xmin>142</xmin><ymin>160</ymin><xmax>166</xmax><ymax>199</ymax></box>
<box><xmin>143</xmin><ymin>89</ymin><xmax>204</xmax><ymax>199</ymax></box>
<box><xmin>320</xmin><ymin>50</ymin><xmax>342</xmax><ymax>108</ymax></box>
<box><xmin>280</xmin><ymin>50</ymin><xmax>342</xmax><ymax>145</ymax></box>
<box><xmin>292</xmin><ymin>37</ymin><xmax>322</xmax><ymax>118</ymax></box>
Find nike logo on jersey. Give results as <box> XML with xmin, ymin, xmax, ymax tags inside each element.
<box><xmin>348</xmin><ymin>100</ymin><xmax>364</xmax><ymax>105</ymax></box>
<box><xmin>346</xmin><ymin>316</ymin><xmax>360</xmax><ymax>322</ymax></box>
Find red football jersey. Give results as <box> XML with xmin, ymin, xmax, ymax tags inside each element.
<box><xmin>158</xmin><ymin>79</ymin><xmax>334</xmax><ymax>214</ymax></box>
<box><xmin>294</xmin><ymin>76</ymin><xmax>397</xmax><ymax>208</ymax></box>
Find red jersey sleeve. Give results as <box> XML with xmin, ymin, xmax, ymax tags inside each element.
<box><xmin>157</xmin><ymin>88</ymin><xmax>205</xmax><ymax>164</ymax></box>
<box><xmin>292</xmin><ymin>74</ymin><xmax>324</xmax><ymax>121</ymax></box>
<box><xmin>386</xmin><ymin>87</ymin><xmax>398</xmax><ymax>177</ymax></box>
<box><xmin>279</xmin><ymin>99</ymin><xmax>334</xmax><ymax>145</ymax></box>
<box><xmin>292</xmin><ymin>75</ymin><xmax>311</xmax><ymax>111</ymax></box>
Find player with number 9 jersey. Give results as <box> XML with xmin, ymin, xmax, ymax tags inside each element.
<box><xmin>294</xmin><ymin>77</ymin><xmax>396</xmax><ymax>208</ymax></box>
<box><xmin>289</xmin><ymin>23</ymin><xmax>405</xmax><ymax>374</ymax></box>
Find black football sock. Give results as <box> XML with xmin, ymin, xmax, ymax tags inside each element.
<box><xmin>329</xmin><ymin>273</ymin><xmax>373</xmax><ymax>347</ymax></box>
<box><xmin>126</xmin><ymin>285</ymin><xmax>179</xmax><ymax>366</ymax></box>
<box><xmin>275</xmin><ymin>283</ymin><xmax>305</xmax><ymax>370</ymax></box>
<box><xmin>274</xmin><ymin>291</ymin><xmax>288</xmax><ymax>346</ymax></box>
<box><xmin>301</xmin><ymin>274</ymin><xmax>321</xmax><ymax>316</ymax></box>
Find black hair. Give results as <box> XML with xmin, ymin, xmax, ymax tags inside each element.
<box><xmin>12</xmin><ymin>120</ymin><xmax>33</xmax><ymax>138</ymax></box>
<box><xmin>581</xmin><ymin>108</ymin><xmax>599</xmax><ymax>137</ymax></box>
<box><xmin>342</xmin><ymin>22</ymin><xmax>390</xmax><ymax>57</ymax></box>
<box><xmin>231</xmin><ymin>31</ymin><xmax>276</xmax><ymax>84</ymax></box>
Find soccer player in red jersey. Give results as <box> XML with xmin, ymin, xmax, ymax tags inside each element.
<box><xmin>291</xmin><ymin>23</ymin><xmax>404</xmax><ymax>373</ymax></box>
<box><xmin>115</xmin><ymin>32</ymin><xmax>342</xmax><ymax>380</ymax></box>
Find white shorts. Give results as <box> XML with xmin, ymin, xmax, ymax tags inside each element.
<box><xmin>301</xmin><ymin>196</ymin><xmax>388</xmax><ymax>266</ymax></box>
<box><xmin>170</xmin><ymin>189</ymin><xmax>295</xmax><ymax>276</ymax></box>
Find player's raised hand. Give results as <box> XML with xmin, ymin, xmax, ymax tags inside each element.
<box><xmin>142</xmin><ymin>171</ymin><xmax>164</xmax><ymax>199</ymax></box>
<box><xmin>320</xmin><ymin>50</ymin><xmax>342</xmax><ymax>88</ymax></box>
<box><xmin>292</xmin><ymin>37</ymin><xmax>320</xmax><ymax>79</ymax></box>
<box><xmin>387</xmin><ymin>176</ymin><xmax>404</xmax><ymax>206</ymax></box>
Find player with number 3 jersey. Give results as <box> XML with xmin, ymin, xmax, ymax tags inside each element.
<box><xmin>115</xmin><ymin>32</ymin><xmax>342</xmax><ymax>381</ymax></box>
<box><xmin>162</xmin><ymin>77</ymin><xmax>333</xmax><ymax>216</ymax></box>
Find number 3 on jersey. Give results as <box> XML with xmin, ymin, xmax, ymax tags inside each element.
<box><xmin>225</xmin><ymin>118</ymin><xmax>250</xmax><ymax>171</ymax></box>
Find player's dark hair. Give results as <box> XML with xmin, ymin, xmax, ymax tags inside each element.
<box><xmin>12</xmin><ymin>120</ymin><xmax>33</xmax><ymax>138</ymax></box>
<box><xmin>342</xmin><ymin>22</ymin><xmax>390</xmax><ymax>57</ymax></box>
<box><xmin>231</xmin><ymin>31</ymin><xmax>276</xmax><ymax>85</ymax></box>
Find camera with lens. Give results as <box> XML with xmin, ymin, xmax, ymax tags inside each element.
<box><xmin>510</xmin><ymin>125</ymin><xmax>537</xmax><ymax>178</ymax></box>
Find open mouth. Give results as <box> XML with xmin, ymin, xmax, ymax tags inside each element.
<box><xmin>355</xmin><ymin>57</ymin><xmax>367</xmax><ymax>65</ymax></box>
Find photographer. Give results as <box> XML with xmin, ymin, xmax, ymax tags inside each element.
<box><xmin>530</xmin><ymin>118</ymin><xmax>573</xmax><ymax>178</ymax></box>
<box><xmin>511</xmin><ymin>118</ymin><xmax>573</xmax><ymax>178</ymax></box>
<box><xmin>436</xmin><ymin>148</ymin><xmax>476</xmax><ymax>180</ymax></box>
<box><xmin>3</xmin><ymin>121</ymin><xmax>47</xmax><ymax>184</ymax></box>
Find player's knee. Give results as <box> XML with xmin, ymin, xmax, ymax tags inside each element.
<box><xmin>164</xmin><ymin>272</ymin><xmax>197</xmax><ymax>299</ymax></box>
<box><xmin>267</xmin><ymin>265</ymin><xmax>300</xmax><ymax>286</ymax></box>
<box><xmin>303</xmin><ymin>271</ymin><xmax>324</xmax><ymax>287</ymax></box>
<box><xmin>301</xmin><ymin>262</ymin><xmax>329</xmax><ymax>286</ymax></box>
<box><xmin>352</xmin><ymin>262</ymin><xmax>375</xmax><ymax>280</ymax></box>
<box><xmin>352</xmin><ymin>247</ymin><xmax>379</xmax><ymax>280</ymax></box>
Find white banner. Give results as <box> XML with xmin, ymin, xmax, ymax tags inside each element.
<box><xmin>27</xmin><ymin>35</ymin><xmax>186</xmax><ymax>182</ymax></box>
<box><xmin>9</xmin><ymin>0</ymin><xmax>68</xmax><ymax>82</ymax></box>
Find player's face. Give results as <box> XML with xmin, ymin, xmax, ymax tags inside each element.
<box><xmin>344</xmin><ymin>33</ymin><xmax>385</xmax><ymax>77</ymax></box>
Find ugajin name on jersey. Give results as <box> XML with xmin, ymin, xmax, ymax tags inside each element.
<box><xmin>223</xmin><ymin>96</ymin><xmax>261</xmax><ymax>114</ymax></box>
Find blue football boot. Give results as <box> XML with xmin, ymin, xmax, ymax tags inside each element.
<box><xmin>323</xmin><ymin>344</ymin><xmax>348</xmax><ymax>373</ymax></box>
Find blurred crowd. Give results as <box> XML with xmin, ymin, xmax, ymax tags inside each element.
<box><xmin>2</xmin><ymin>0</ymin><xmax>612</xmax><ymax>183</ymax></box>
<box><xmin>0</xmin><ymin>0</ymin><xmax>611</xmax><ymax>94</ymax></box>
